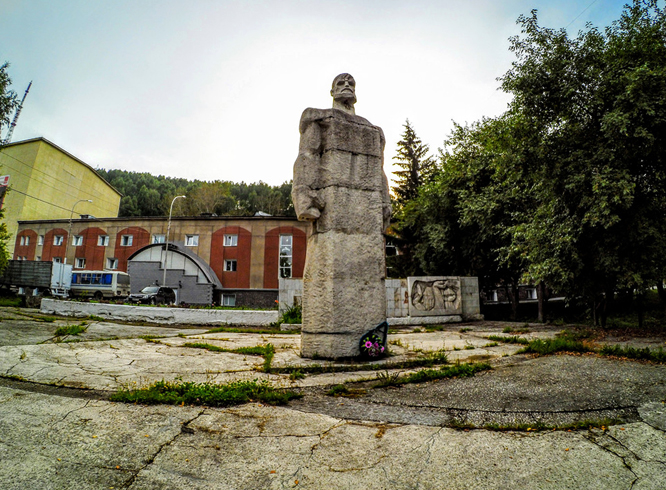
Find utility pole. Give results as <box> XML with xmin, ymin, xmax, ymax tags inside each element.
<box><xmin>2</xmin><ymin>81</ymin><xmax>32</xmax><ymax>145</ymax></box>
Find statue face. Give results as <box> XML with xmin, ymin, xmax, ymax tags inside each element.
<box><xmin>330</xmin><ymin>74</ymin><xmax>356</xmax><ymax>104</ymax></box>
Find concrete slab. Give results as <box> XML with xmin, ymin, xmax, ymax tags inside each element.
<box><xmin>3</xmin><ymin>384</ymin><xmax>663</xmax><ymax>489</ymax></box>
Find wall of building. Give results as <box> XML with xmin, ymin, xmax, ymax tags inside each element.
<box><xmin>15</xmin><ymin>216</ymin><xmax>311</xmax><ymax>304</ymax></box>
<box><xmin>0</xmin><ymin>138</ymin><xmax>122</xmax><ymax>255</ymax></box>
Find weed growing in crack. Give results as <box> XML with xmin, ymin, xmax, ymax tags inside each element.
<box><xmin>459</xmin><ymin>327</ymin><xmax>472</xmax><ymax>333</ymax></box>
<box><xmin>503</xmin><ymin>326</ymin><xmax>530</xmax><ymax>334</ymax></box>
<box><xmin>599</xmin><ymin>345</ymin><xmax>666</xmax><ymax>363</ymax></box>
<box><xmin>486</xmin><ymin>335</ymin><xmax>530</xmax><ymax>345</ymax></box>
<box><xmin>289</xmin><ymin>370</ymin><xmax>305</xmax><ymax>381</ymax></box>
<box><xmin>54</xmin><ymin>324</ymin><xmax>88</xmax><ymax>337</ymax></box>
<box><xmin>373</xmin><ymin>362</ymin><xmax>492</xmax><ymax>388</ymax></box>
<box><xmin>326</xmin><ymin>384</ymin><xmax>351</xmax><ymax>396</ymax></box>
<box><xmin>110</xmin><ymin>379</ymin><xmax>301</xmax><ymax>407</ymax></box>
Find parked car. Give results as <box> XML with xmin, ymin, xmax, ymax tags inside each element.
<box><xmin>128</xmin><ymin>286</ymin><xmax>176</xmax><ymax>305</ymax></box>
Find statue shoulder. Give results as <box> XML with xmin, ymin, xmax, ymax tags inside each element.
<box><xmin>299</xmin><ymin>108</ymin><xmax>330</xmax><ymax>134</ymax></box>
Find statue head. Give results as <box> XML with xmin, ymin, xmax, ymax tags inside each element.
<box><xmin>331</xmin><ymin>73</ymin><xmax>356</xmax><ymax>113</ymax></box>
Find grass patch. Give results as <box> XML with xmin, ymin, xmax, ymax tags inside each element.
<box><xmin>289</xmin><ymin>370</ymin><xmax>305</xmax><ymax>381</ymax></box>
<box><xmin>0</xmin><ymin>297</ymin><xmax>22</xmax><ymax>307</ymax></box>
<box><xmin>556</xmin><ymin>329</ymin><xmax>594</xmax><ymax>342</ymax></box>
<box><xmin>54</xmin><ymin>324</ymin><xmax>88</xmax><ymax>337</ymax></box>
<box><xmin>486</xmin><ymin>335</ymin><xmax>530</xmax><ymax>345</ymax></box>
<box><xmin>517</xmin><ymin>338</ymin><xmax>589</xmax><ymax>356</ymax></box>
<box><xmin>60</xmin><ymin>336</ymin><xmax>119</xmax><ymax>343</ymax></box>
<box><xmin>110</xmin><ymin>379</ymin><xmax>301</xmax><ymax>407</ymax></box>
<box><xmin>599</xmin><ymin>345</ymin><xmax>666</xmax><ymax>363</ymax></box>
<box><xmin>484</xmin><ymin>342</ymin><xmax>499</xmax><ymax>347</ymax></box>
<box><xmin>373</xmin><ymin>362</ymin><xmax>492</xmax><ymax>388</ymax></box>
<box><xmin>454</xmin><ymin>418</ymin><xmax>623</xmax><ymax>432</ymax></box>
<box><xmin>269</xmin><ymin>354</ymin><xmax>451</xmax><ymax>376</ymax></box>
<box><xmin>273</xmin><ymin>304</ymin><xmax>301</xmax><ymax>327</ymax></box>
<box><xmin>182</xmin><ymin>342</ymin><xmax>276</xmax><ymax>373</ymax></box>
<box><xmin>464</xmin><ymin>345</ymin><xmax>475</xmax><ymax>350</ymax></box>
<box><xmin>183</xmin><ymin>342</ymin><xmax>273</xmax><ymax>357</ymax></box>
<box><xmin>87</xmin><ymin>315</ymin><xmax>104</xmax><ymax>321</ymax></box>
<box><xmin>37</xmin><ymin>316</ymin><xmax>57</xmax><ymax>323</ymax></box>
<box><xmin>205</xmin><ymin>325</ymin><xmax>298</xmax><ymax>335</ymax></box>
<box><xmin>140</xmin><ymin>335</ymin><xmax>168</xmax><ymax>340</ymax></box>
<box><xmin>459</xmin><ymin>327</ymin><xmax>472</xmax><ymax>333</ymax></box>
<box><xmin>503</xmin><ymin>326</ymin><xmax>530</xmax><ymax>334</ymax></box>
<box><xmin>326</xmin><ymin>384</ymin><xmax>351</xmax><ymax>396</ymax></box>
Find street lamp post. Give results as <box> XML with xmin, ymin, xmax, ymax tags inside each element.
<box><xmin>60</xmin><ymin>199</ymin><xmax>92</xmax><ymax>292</ymax></box>
<box><xmin>162</xmin><ymin>195</ymin><xmax>186</xmax><ymax>287</ymax></box>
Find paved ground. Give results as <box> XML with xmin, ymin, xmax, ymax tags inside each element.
<box><xmin>0</xmin><ymin>306</ymin><xmax>665</xmax><ymax>489</ymax></box>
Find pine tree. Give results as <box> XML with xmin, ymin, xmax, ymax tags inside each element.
<box><xmin>387</xmin><ymin>120</ymin><xmax>434</xmax><ymax>277</ymax></box>
<box><xmin>391</xmin><ymin>120</ymin><xmax>434</xmax><ymax>208</ymax></box>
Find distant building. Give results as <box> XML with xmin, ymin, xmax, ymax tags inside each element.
<box><xmin>14</xmin><ymin>215</ymin><xmax>308</xmax><ymax>306</ymax></box>
<box><xmin>0</xmin><ymin>137</ymin><xmax>122</xmax><ymax>255</ymax></box>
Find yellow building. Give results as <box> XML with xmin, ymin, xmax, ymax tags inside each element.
<box><xmin>0</xmin><ymin>137</ymin><xmax>122</xmax><ymax>255</ymax></box>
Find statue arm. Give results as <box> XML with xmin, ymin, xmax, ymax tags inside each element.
<box><xmin>292</xmin><ymin>111</ymin><xmax>323</xmax><ymax>221</ymax></box>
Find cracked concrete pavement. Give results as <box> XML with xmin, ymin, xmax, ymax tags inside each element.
<box><xmin>1</xmin><ymin>307</ymin><xmax>665</xmax><ymax>489</ymax></box>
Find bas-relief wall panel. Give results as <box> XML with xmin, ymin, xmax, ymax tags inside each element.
<box><xmin>407</xmin><ymin>276</ymin><xmax>462</xmax><ymax>317</ymax></box>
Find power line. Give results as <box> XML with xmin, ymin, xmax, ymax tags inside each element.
<box><xmin>6</xmin><ymin>187</ymin><xmax>80</xmax><ymax>213</ymax></box>
<box><xmin>566</xmin><ymin>0</ymin><xmax>601</xmax><ymax>29</ymax></box>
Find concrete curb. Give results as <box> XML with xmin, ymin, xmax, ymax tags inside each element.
<box><xmin>39</xmin><ymin>298</ymin><xmax>278</xmax><ymax>326</ymax></box>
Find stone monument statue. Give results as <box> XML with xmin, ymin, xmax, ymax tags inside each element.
<box><xmin>293</xmin><ymin>73</ymin><xmax>391</xmax><ymax>358</ymax></box>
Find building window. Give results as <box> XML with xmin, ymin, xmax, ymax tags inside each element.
<box><xmin>54</xmin><ymin>235</ymin><xmax>64</xmax><ymax>246</ymax></box>
<box><xmin>224</xmin><ymin>234</ymin><xmax>238</xmax><ymax>247</ymax></box>
<box><xmin>36</xmin><ymin>256</ymin><xmax>41</xmax><ymax>261</ymax></box>
<box><xmin>98</xmin><ymin>235</ymin><xmax>109</xmax><ymax>246</ymax></box>
<box><xmin>72</xmin><ymin>235</ymin><xmax>83</xmax><ymax>246</ymax></box>
<box><xmin>53</xmin><ymin>257</ymin><xmax>62</xmax><ymax>263</ymax></box>
<box><xmin>525</xmin><ymin>287</ymin><xmax>537</xmax><ymax>300</ymax></box>
<box><xmin>106</xmin><ymin>258</ymin><xmax>118</xmax><ymax>270</ymax></box>
<box><xmin>224</xmin><ymin>259</ymin><xmax>237</xmax><ymax>272</ymax></box>
<box><xmin>38</xmin><ymin>235</ymin><xmax>44</xmax><ymax>246</ymax></box>
<box><xmin>152</xmin><ymin>234</ymin><xmax>165</xmax><ymax>244</ymax></box>
<box><xmin>279</xmin><ymin>235</ymin><xmax>293</xmax><ymax>278</ymax></box>
<box><xmin>120</xmin><ymin>235</ymin><xmax>133</xmax><ymax>246</ymax></box>
<box><xmin>19</xmin><ymin>236</ymin><xmax>29</xmax><ymax>246</ymax></box>
<box><xmin>222</xmin><ymin>294</ymin><xmax>236</xmax><ymax>306</ymax></box>
<box><xmin>185</xmin><ymin>235</ymin><xmax>199</xmax><ymax>246</ymax></box>
<box><xmin>75</xmin><ymin>258</ymin><xmax>86</xmax><ymax>269</ymax></box>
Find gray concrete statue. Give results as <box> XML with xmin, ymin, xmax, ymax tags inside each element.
<box><xmin>293</xmin><ymin>73</ymin><xmax>392</xmax><ymax>359</ymax></box>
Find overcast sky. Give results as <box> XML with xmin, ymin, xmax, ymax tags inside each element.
<box><xmin>1</xmin><ymin>0</ymin><xmax>629</xmax><ymax>186</ymax></box>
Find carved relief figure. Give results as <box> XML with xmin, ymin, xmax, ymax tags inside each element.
<box><xmin>411</xmin><ymin>279</ymin><xmax>460</xmax><ymax>312</ymax></box>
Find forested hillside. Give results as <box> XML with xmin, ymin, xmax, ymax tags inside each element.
<box><xmin>95</xmin><ymin>168</ymin><xmax>294</xmax><ymax>218</ymax></box>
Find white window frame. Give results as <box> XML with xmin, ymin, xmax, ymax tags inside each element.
<box><xmin>54</xmin><ymin>235</ymin><xmax>63</xmax><ymax>246</ymax></box>
<box><xmin>52</xmin><ymin>257</ymin><xmax>62</xmax><ymax>263</ymax></box>
<box><xmin>222</xmin><ymin>294</ymin><xmax>236</xmax><ymax>306</ymax></box>
<box><xmin>98</xmin><ymin>235</ymin><xmax>109</xmax><ymax>246</ymax></box>
<box><xmin>224</xmin><ymin>234</ymin><xmax>238</xmax><ymax>247</ymax></box>
<box><xmin>38</xmin><ymin>235</ymin><xmax>44</xmax><ymax>246</ymax></box>
<box><xmin>152</xmin><ymin>234</ymin><xmax>166</xmax><ymax>244</ymax></box>
<box><xmin>185</xmin><ymin>235</ymin><xmax>199</xmax><ymax>247</ymax></box>
<box><xmin>75</xmin><ymin>257</ymin><xmax>86</xmax><ymax>269</ymax></box>
<box><xmin>224</xmin><ymin>259</ymin><xmax>237</xmax><ymax>272</ymax></box>
<box><xmin>106</xmin><ymin>257</ymin><xmax>118</xmax><ymax>270</ymax></box>
<box><xmin>120</xmin><ymin>235</ymin><xmax>133</xmax><ymax>247</ymax></box>
<box><xmin>19</xmin><ymin>236</ymin><xmax>26</xmax><ymax>246</ymax></box>
<box><xmin>72</xmin><ymin>235</ymin><xmax>83</xmax><ymax>246</ymax></box>
<box><xmin>36</xmin><ymin>256</ymin><xmax>41</xmax><ymax>261</ymax></box>
<box><xmin>279</xmin><ymin>234</ymin><xmax>293</xmax><ymax>279</ymax></box>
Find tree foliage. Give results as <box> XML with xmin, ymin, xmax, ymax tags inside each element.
<box><xmin>0</xmin><ymin>62</ymin><xmax>18</xmax><ymax>143</ymax></box>
<box><xmin>396</xmin><ymin>1</ymin><xmax>666</xmax><ymax>324</ymax></box>
<box><xmin>0</xmin><ymin>62</ymin><xmax>17</xmax><ymax>272</ymax></box>
<box><xmin>95</xmin><ymin>168</ymin><xmax>295</xmax><ymax>218</ymax></box>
